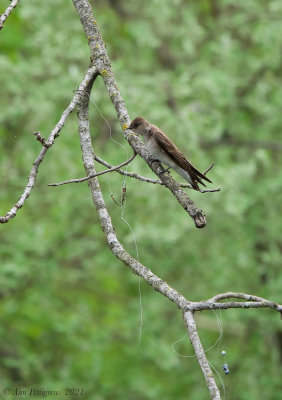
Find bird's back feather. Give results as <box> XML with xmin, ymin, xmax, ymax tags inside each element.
<box><xmin>150</xmin><ymin>125</ymin><xmax>212</xmax><ymax>190</ymax></box>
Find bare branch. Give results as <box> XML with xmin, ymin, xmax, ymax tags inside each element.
<box><xmin>199</xmin><ymin>187</ymin><xmax>221</xmax><ymax>193</ymax></box>
<box><xmin>187</xmin><ymin>292</ymin><xmax>282</xmax><ymax>317</ymax></box>
<box><xmin>95</xmin><ymin>155</ymin><xmax>169</xmax><ymax>184</ymax></box>
<box><xmin>48</xmin><ymin>151</ymin><xmax>137</xmax><ymax>187</ymax></box>
<box><xmin>0</xmin><ymin>0</ymin><xmax>20</xmax><ymax>30</ymax></box>
<box><xmin>203</xmin><ymin>162</ymin><xmax>215</xmax><ymax>175</ymax></box>
<box><xmin>183</xmin><ymin>311</ymin><xmax>221</xmax><ymax>400</ymax></box>
<box><xmin>210</xmin><ymin>292</ymin><xmax>267</xmax><ymax>303</ymax></box>
<box><xmin>0</xmin><ymin>66</ymin><xmax>98</xmax><ymax>223</ymax></box>
<box><xmin>191</xmin><ymin>301</ymin><xmax>282</xmax><ymax>314</ymax></box>
<box><xmin>33</xmin><ymin>131</ymin><xmax>49</xmax><ymax>148</ymax></box>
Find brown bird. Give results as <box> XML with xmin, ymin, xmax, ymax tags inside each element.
<box><xmin>128</xmin><ymin>116</ymin><xmax>212</xmax><ymax>191</ymax></box>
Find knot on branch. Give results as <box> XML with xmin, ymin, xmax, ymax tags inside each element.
<box><xmin>194</xmin><ymin>212</ymin><xmax>206</xmax><ymax>228</ymax></box>
<box><xmin>33</xmin><ymin>131</ymin><xmax>50</xmax><ymax>148</ymax></box>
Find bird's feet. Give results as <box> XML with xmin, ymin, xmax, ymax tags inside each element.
<box><xmin>148</xmin><ymin>156</ymin><xmax>171</xmax><ymax>176</ymax></box>
<box><xmin>159</xmin><ymin>166</ymin><xmax>171</xmax><ymax>175</ymax></box>
<box><xmin>148</xmin><ymin>156</ymin><xmax>160</xmax><ymax>165</ymax></box>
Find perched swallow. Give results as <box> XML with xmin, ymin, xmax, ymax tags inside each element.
<box><xmin>128</xmin><ymin>116</ymin><xmax>212</xmax><ymax>191</ymax></box>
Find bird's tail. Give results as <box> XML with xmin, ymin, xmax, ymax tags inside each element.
<box><xmin>185</xmin><ymin>163</ymin><xmax>212</xmax><ymax>191</ymax></box>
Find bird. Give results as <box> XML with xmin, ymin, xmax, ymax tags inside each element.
<box><xmin>128</xmin><ymin>116</ymin><xmax>212</xmax><ymax>191</ymax></box>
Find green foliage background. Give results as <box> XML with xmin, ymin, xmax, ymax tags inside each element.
<box><xmin>0</xmin><ymin>0</ymin><xmax>282</xmax><ymax>399</ymax></box>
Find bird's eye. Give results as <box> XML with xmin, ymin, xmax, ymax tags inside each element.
<box><xmin>134</xmin><ymin>123</ymin><xmax>139</xmax><ymax>127</ymax></box>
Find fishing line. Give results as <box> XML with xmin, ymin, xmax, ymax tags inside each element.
<box><xmin>208</xmin><ymin>359</ymin><xmax>226</xmax><ymax>399</ymax></box>
<box><xmin>171</xmin><ymin>310</ymin><xmax>227</xmax><ymax>397</ymax></box>
<box><xmin>121</xmin><ymin>200</ymin><xmax>143</xmax><ymax>346</ymax></box>
<box><xmin>171</xmin><ymin>310</ymin><xmax>223</xmax><ymax>358</ymax></box>
<box><xmin>87</xmin><ymin>93</ymin><xmax>143</xmax><ymax>345</ymax></box>
<box><xmin>172</xmin><ymin>310</ymin><xmax>228</xmax><ymax>396</ymax></box>
<box><xmin>87</xmin><ymin>95</ymin><xmax>129</xmax><ymax>155</ymax></box>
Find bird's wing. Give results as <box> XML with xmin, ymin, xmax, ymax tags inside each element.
<box><xmin>151</xmin><ymin>127</ymin><xmax>212</xmax><ymax>187</ymax></box>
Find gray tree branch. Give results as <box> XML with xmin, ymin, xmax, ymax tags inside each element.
<box><xmin>183</xmin><ymin>311</ymin><xmax>221</xmax><ymax>400</ymax></box>
<box><xmin>190</xmin><ymin>293</ymin><xmax>282</xmax><ymax>316</ymax></box>
<box><xmin>0</xmin><ymin>66</ymin><xmax>97</xmax><ymax>224</ymax></box>
<box><xmin>47</xmin><ymin>151</ymin><xmax>137</xmax><ymax>186</ymax></box>
<box><xmin>0</xmin><ymin>0</ymin><xmax>20</xmax><ymax>30</ymax></box>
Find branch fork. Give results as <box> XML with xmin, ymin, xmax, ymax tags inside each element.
<box><xmin>33</xmin><ymin>131</ymin><xmax>49</xmax><ymax>148</ymax></box>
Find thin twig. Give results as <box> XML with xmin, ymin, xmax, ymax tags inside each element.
<box><xmin>0</xmin><ymin>66</ymin><xmax>98</xmax><ymax>223</ymax></box>
<box><xmin>95</xmin><ymin>155</ymin><xmax>168</xmax><ymax>184</ymax></box>
<box><xmin>199</xmin><ymin>187</ymin><xmax>221</xmax><ymax>193</ymax></box>
<box><xmin>203</xmin><ymin>162</ymin><xmax>214</xmax><ymax>175</ymax></box>
<box><xmin>210</xmin><ymin>292</ymin><xmax>266</xmax><ymax>303</ymax></box>
<box><xmin>48</xmin><ymin>151</ymin><xmax>137</xmax><ymax>187</ymax></box>
<box><xmin>0</xmin><ymin>0</ymin><xmax>20</xmax><ymax>30</ymax></box>
<box><xmin>191</xmin><ymin>301</ymin><xmax>282</xmax><ymax>314</ymax></box>
<box><xmin>199</xmin><ymin>162</ymin><xmax>221</xmax><ymax>192</ymax></box>
<box><xmin>188</xmin><ymin>292</ymin><xmax>282</xmax><ymax>316</ymax></box>
<box><xmin>33</xmin><ymin>131</ymin><xmax>49</xmax><ymax>148</ymax></box>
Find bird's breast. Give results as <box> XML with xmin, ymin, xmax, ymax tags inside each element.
<box><xmin>143</xmin><ymin>135</ymin><xmax>176</xmax><ymax>168</ymax></box>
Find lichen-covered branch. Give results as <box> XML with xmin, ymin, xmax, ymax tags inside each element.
<box><xmin>0</xmin><ymin>66</ymin><xmax>97</xmax><ymax>223</ymax></box>
<box><xmin>183</xmin><ymin>311</ymin><xmax>221</xmax><ymax>400</ymax></box>
<box><xmin>0</xmin><ymin>0</ymin><xmax>20</xmax><ymax>30</ymax></box>
<box><xmin>72</xmin><ymin>0</ymin><xmax>209</xmax><ymax>229</ymax></box>
<box><xmin>210</xmin><ymin>292</ymin><xmax>274</xmax><ymax>303</ymax></box>
<box><xmin>189</xmin><ymin>292</ymin><xmax>282</xmax><ymax>316</ymax></box>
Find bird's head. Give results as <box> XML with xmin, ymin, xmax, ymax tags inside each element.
<box><xmin>128</xmin><ymin>116</ymin><xmax>149</xmax><ymax>135</ymax></box>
